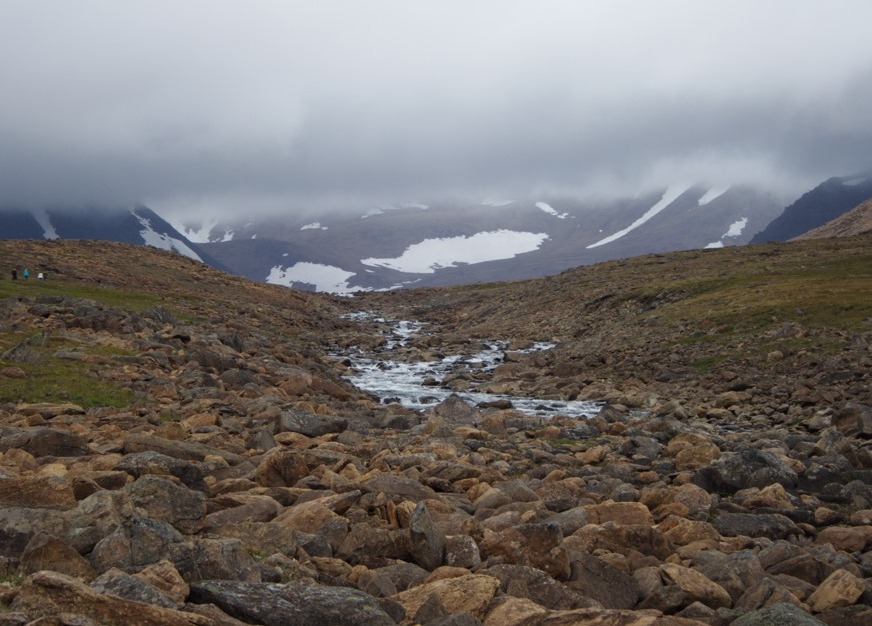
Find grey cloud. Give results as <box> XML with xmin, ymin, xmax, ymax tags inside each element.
<box><xmin>2</xmin><ymin>1</ymin><xmax>872</xmax><ymax>217</ymax></box>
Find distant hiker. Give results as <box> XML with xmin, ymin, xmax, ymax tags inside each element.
<box><xmin>11</xmin><ymin>268</ymin><xmax>17</xmax><ymax>280</ymax></box>
<box><xmin>37</xmin><ymin>272</ymin><xmax>44</xmax><ymax>280</ymax></box>
<box><xmin>22</xmin><ymin>268</ymin><xmax>29</xmax><ymax>280</ymax></box>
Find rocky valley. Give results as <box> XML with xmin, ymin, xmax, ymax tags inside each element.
<box><xmin>0</xmin><ymin>237</ymin><xmax>871</xmax><ymax>625</ymax></box>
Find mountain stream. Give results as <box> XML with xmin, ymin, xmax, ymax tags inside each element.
<box><xmin>337</xmin><ymin>313</ymin><xmax>601</xmax><ymax>418</ymax></box>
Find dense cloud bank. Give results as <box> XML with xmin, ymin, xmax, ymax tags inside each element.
<box><xmin>2</xmin><ymin>1</ymin><xmax>872</xmax><ymax>217</ymax></box>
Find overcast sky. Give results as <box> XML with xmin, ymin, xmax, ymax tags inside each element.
<box><xmin>2</xmin><ymin>1</ymin><xmax>872</xmax><ymax>218</ymax></box>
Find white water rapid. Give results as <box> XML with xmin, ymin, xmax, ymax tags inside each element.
<box><xmin>337</xmin><ymin>313</ymin><xmax>601</xmax><ymax>418</ymax></box>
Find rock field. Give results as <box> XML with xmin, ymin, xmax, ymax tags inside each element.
<box><xmin>0</xmin><ymin>238</ymin><xmax>870</xmax><ymax>625</ymax></box>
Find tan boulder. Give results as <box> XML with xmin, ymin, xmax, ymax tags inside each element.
<box><xmin>19</xmin><ymin>532</ymin><xmax>96</xmax><ymax>580</ymax></box>
<box><xmin>10</xmin><ymin>571</ymin><xmax>210</xmax><ymax>626</ymax></box>
<box><xmin>271</xmin><ymin>499</ymin><xmax>339</xmax><ymax>533</ymax></box>
<box><xmin>806</xmin><ymin>568</ymin><xmax>867</xmax><ymax>612</ymax></box>
<box><xmin>0</xmin><ymin>475</ymin><xmax>77</xmax><ymax>509</ymax></box>
<box><xmin>660</xmin><ymin>563</ymin><xmax>732</xmax><ymax>609</ymax></box>
<box><xmin>585</xmin><ymin>501</ymin><xmax>653</xmax><ymax>526</ymax></box>
<box><xmin>660</xmin><ymin>517</ymin><xmax>721</xmax><ymax>546</ymax></box>
<box><xmin>484</xmin><ymin>596</ymin><xmax>549</xmax><ymax>626</ymax></box>
<box><xmin>741</xmin><ymin>483</ymin><xmax>795</xmax><ymax>509</ymax></box>
<box><xmin>134</xmin><ymin>559</ymin><xmax>190</xmax><ymax>608</ymax></box>
<box><xmin>480</xmin><ymin>522</ymin><xmax>570</xmax><ymax>580</ymax></box>
<box><xmin>816</xmin><ymin>525</ymin><xmax>872</xmax><ymax>553</ymax></box>
<box><xmin>390</xmin><ymin>573</ymin><xmax>500</xmax><ymax>619</ymax></box>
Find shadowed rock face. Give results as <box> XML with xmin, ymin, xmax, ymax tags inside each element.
<box><xmin>0</xmin><ymin>238</ymin><xmax>870</xmax><ymax>625</ymax></box>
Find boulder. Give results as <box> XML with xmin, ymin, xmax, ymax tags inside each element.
<box><xmin>712</xmin><ymin>512</ymin><xmax>799</xmax><ymax>541</ymax></box>
<box><xmin>9</xmin><ymin>571</ymin><xmax>210</xmax><ymax>626</ymax></box>
<box><xmin>114</xmin><ymin>451</ymin><xmax>207</xmax><ymax>491</ymax></box>
<box><xmin>480</xmin><ymin>522</ymin><xmax>570</xmax><ymax>580</ymax></box>
<box><xmin>0</xmin><ymin>427</ymin><xmax>90</xmax><ymax>458</ymax></box>
<box><xmin>168</xmin><ymin>538</ymin><xmax>261</xmax><ymax>583</ymax></box>
<box><xmin>409</xmin><ymin>501</ymin><xmax>446</xmax><ymax>571</ymax></box>
<box><xmin>566</xmin><ymin>552</ymin><xmax>640</xmax><ymax>609</ymax></box>
<box><xmin>730</xmin><ymin>602</ymin><xmax>828</xmax><ymax>626</ymax></box>
<box><xmin>390</xmin><ymin>573</ymin><xmax>500</xmax><ymax>620</ymax></box>
<box><xmin>19</xmin><ymin>531</ymin><xmax>96</xmax><ymax>580</ymax></box>
<box><xmin>693</xmin><ymin>446</ymin><xmax>797</xmax><ymax>494</ymax></box>
<box><xmin>806</xmin><ymin>569</ymin><xmax>867</xmax><ymax>612</ymax></box>
<box><xmin>485</xmin><ymin>563</ymin><xmax>588</xmax><ymax>610</ymax></box>
<box><xmin>126</xmin><ymin>476</ymin><xmax>207</xmax><ymax>535</ymax></box>
<box><xmin>659</xmin><ymin>563</ymin><xmax>732</xmax><ymax>609</ymax></box>
<box><xmin>189</xmin><ymin>579</ymin><xmax>398</xmax><ymax>626</ymax></box>
<box><xmin>276</xmin><ymin>409</ymin><xmax>347</xmax><ymax>437</ymax></box>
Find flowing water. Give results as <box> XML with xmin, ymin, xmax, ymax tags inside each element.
<box><xmin>337</xmin><ymin>313</ymin><xmax>601</xmax><ymax>417</ymax></box>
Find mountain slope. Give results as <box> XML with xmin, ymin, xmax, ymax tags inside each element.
<box><xmin>793</xmin><ymin>197</ymin><xmax>872</xmax><ymax>239</ymax></box>
<box><xmin>750</xmin><ymin>173</ymin><xmax>872</xmax><ymax>243</ymax></box>
<box><xmin>0</xmin><ymin>205</ymin><xmax>230</xmax><ymax>272</ymax></box>
<box><xmin>193</xmin><ymin>184</ymin><xmax>784</xmax><ymax>293</ymax></box>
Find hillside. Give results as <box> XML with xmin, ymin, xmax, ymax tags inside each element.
<box><xmin>794</xmin><ymin>198</ymin><xmax>872</xmax><ymax>240</ymax></box>
<box><xmin>1</xmin><ymin>238</ymin><xmax>871</xmax><ymax>625</ymax></box>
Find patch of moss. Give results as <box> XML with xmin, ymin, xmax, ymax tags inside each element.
<box><xmin>0</xmin><ymin>332</ymin><xmax>138</xmax><ymax>407</ymax></box>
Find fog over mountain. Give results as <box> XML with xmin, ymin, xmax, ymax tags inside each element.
<box><xmin>2</xmin><ymin>1</ymin><xmax>872</xmax><ymax>219</ymax></box>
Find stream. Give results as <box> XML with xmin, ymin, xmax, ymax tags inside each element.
<box><xmin>337</xmin><ymin>312</ymin><xmax>601</xmax><ymax>418</ymax></box>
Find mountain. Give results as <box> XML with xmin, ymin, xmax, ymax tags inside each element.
<box><xmin>792</xmin><ymin>197</ymin><xmax>872</xmax><ymax>240</ymax></box>
<box><xmin>750</xmin><ymin>172</ymin><xmax>872</xmax><ymax>243</ymax></box>
<box><xmin>0</xmin><ymin>205</ymin><xmax>229</xmax><ymax>272</ymax></box>
<box><xmin>180</xmin><ymin>184</ymin><xmax>785</xmax><ymax>294</ymax></box>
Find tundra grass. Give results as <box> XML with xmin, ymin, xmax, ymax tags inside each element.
<box><xmin>0</xmin><ymin>277</ymin><xmax>158</xmax><ymax>312</ymax></box>
<box><xmin>0</xmin><ymin>331</ymin><xmax>138</xmax><ymax>407</ymax></box>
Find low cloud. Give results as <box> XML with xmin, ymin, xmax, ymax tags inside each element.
<box><xmin>2</xmin><ymin>1</ymin><xmax>871</xmax><ymax>218</ymax></box>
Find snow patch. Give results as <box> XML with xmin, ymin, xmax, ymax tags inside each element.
<box><xmin>32</xmin><ymin>209</ymin><xmax>59</xmax><ymax>240</ymax></box>
<box><xmin>481</xmin><ymin>198</ymin><xmax>514</xmax><ymax>207</ymax></box>
<box><xmin>132</xmin><ymin>212</ymin><xmax>203</xmax><ymax>261</ymax></box>
<box><xmin>301</xmin><ymin>222</ymin><xmax>328</xmax><ymax>231</ymax></box>
<box><xmin>704</xmin><ymin>217</ymin><xmax>748</xmax><ymax>248</ymax></box>
<box><xmin>697</xmin><ymin>186</ymin><xmax>730</xmax><ymax>206</ymax></box>
<box><xmin>267</xmin><ymin>263</ymin><xmax>366</xmax><ymax>296</ymax></box>
<box><xmin>587</xmin><ymin>183</ymin><xmax>693</xmax><ymax>249</ymax></box>
<box><xmin>361</xmin><ymin>230</ymin><xmax>548</xmax><ymax>274</ymax></box>
<box><xmin>173</xmin><ymin>218</ymin><xmax>234</xmax><ymax>243</ymax></box>
<box><xmin>535</xmin><ymin>202</ymin><xmax>569</xmax><ymax>219</ymax></box>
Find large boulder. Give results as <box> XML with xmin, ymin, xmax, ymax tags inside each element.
<box><xmin>693</xmin><ymin>446</ymin><xmax>797</xmax><ymax>494</ymax></box>
<box><xmin>189</xmin><ymin>579</ymin><xmax>398</xmax><ymax>626</ymax></box>
<box><xmin>9</xmin><ymin>571</ymin><xmax>210</xmax><ymax>626</ymax></box>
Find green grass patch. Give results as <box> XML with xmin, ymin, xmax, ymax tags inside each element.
<box><xmin>0</xmin><ymin>332</ymin><xmax>138</xmax><ymax>407</ymax></box>
<box><xmin>0</xmin><ymin>277</ymin><xmax>159</xmax><ymax>312</ymax></box>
